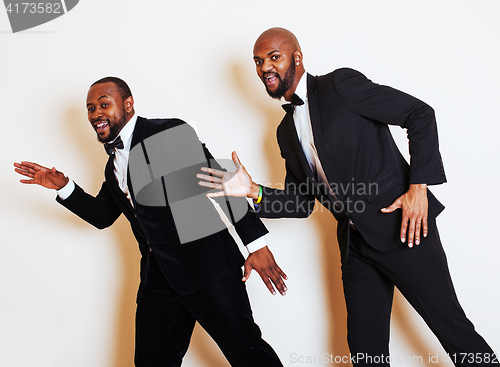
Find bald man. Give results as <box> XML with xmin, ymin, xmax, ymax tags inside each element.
<box><xmin>198</xmin><ymin>28</ymin><xmax>498</xmax><ymax>366</ymax></box>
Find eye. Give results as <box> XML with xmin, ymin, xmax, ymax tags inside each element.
<box><xmin>271</xmin><ymin>54</ymin><xmax>280</xmax><ymax>61</ymax></box>
<box><xmin>88</xmin><ymin>107</ymin><xmax>95</xmax><ymax>113</ymax></box>
<box><xmin>254</xmin><ymin>59</ymin><xmax>262</xmax><ymax>66</ymax></box>
<box><xmin>101</xmin><ymin>103</ymin><xmax>108</xmax><ymax>108</ymax></box>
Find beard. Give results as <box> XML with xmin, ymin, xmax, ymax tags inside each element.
<box><xmin>96</xmin><ymin>114</ymin><xmax>127</xmax><ymax>143</ymax></box>
<box><xmin>265</xmin><ymin>60</ymin><xmax>296</xmax><ymax>99</ymax></box>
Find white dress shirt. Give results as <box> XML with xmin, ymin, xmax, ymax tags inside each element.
<box><xmin>292</xmin><ymin>73</ymin><xmax>353</xmax><ymax>227</ymax></box>
<box><xmin>292</xmin><ymin>73</ymin><xmax>330</xmax><ymax>187</ymax></box>
<box><xmin>112</xmin><ymin>114</ymin><xmax>137</xmax><ymax>206</ymax></box>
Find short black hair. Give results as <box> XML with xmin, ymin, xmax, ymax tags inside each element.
<box><xmin>91</xmin><ymin>76</ymin><xmax>132</xmax><ymax>101</ymax></box>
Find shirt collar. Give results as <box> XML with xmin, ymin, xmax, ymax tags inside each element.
<box><xmin>116</xmin><ymin>113</ymin><xmax>137</xmax><ymax>152</ymax></box>
<box><xmin>294</xmin><ymin>72</ymin><xmax>308</xmax><ymax>103</ymax></box>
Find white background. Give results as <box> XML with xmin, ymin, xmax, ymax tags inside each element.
<box><xmin>1</xmin><ymin>1</ymin><xmax>499</xmax><ymax>366</ymax></box>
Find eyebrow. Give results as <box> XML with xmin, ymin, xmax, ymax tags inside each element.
<box><xmin>253</xmin><ymin>50</ymin><xmax>280</xmax><ymax>59</ymax></box>
<box><xmin>86</xmin><ymin>95</ymin><xmax>109</xmax><ymax>107</ymax></box>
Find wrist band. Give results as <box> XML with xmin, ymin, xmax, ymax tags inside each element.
<box><xmin>254</xmin><ymin>185</ymin><xmax>263</xmax><ymax>204</ymax></box>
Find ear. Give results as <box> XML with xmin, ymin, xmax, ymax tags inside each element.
<box><xmin>293</xmin><ymin>50</ymin><xmax>303</xmax><ymax>66</ymax></box>
<box><xmin>124</xmin><ymin>96</ymin><xmax>134</xmax><ymax>113</ymax></box>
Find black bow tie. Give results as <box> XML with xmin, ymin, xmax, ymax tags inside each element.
<box><xmin>282</xmin><ymin>93</ymin><xmax>305</xmax><ymax>113</ymax></box>
<box><xmin>104</xmin><ymin>136</ymin><xmax>124</xmax><ymax>156</ymax></box>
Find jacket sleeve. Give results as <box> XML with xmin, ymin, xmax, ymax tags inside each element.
<box><xmin>332</xmin><ymin>68</ymin><xmax>446</xmax><ymax>185</ymax></box>
<box><xmin>257</xmin><ymin>170</ymin><xmax>316</xmax><ymax>219</ymax></box>
<box><xmin>56</xmin><ymin>182</ymin><xmax>123</xmax><ymax>229</ymax></box>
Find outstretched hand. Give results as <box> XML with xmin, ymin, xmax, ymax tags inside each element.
<box><xmin>381</xmin><ymin>184</ymin><xmax>428</xmax><ymax>248</ymax></box>
<box><xmin>243</xmin><ymin>246</ymin><xmax>288</xmax><ymax>296</ymax></box>
<box><xmin>197</xmin><ymin>151</ymin><xmax>260</xmax><ymax>199</ymax></box>
<box><xmin>14</xmin><ymin>161</ymin><xmax>68</xmax><ymax>190</ymax></box>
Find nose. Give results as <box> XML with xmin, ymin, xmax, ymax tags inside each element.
<box><xmin>91</xmin><ymin>108</ymin><xmax>102</xmax><ymax>123</ymax></box>
<box><xmin>260</xmin><ymin>59</ymin><xmax>274</xmax><ymax>73</ymax></box>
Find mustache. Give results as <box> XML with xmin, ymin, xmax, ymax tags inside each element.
<box><xmin>263</xmin><ymin>72</ymin><xmax>281</xmax><ymax>79</ymax></box>
<box><xmin>92</xmin><ymin>117</ymin><xmax>110</xmax><ymax>125</ymax></box>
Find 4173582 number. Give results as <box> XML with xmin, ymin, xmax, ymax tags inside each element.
<box><xmin>5</xmin><ymin>2</ymin><xmax>62</xmax><ymax>14</ymax></box>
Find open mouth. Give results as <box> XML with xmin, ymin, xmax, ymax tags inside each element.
<box><xmin>264</xmin><ymin>73</ymin><xmax>279</xmax><ymax>86</ymax></box>
<box><xmin>94</xmin><ymin>120</ymin><xmax>109</xmax><ymax>133</ymax></box>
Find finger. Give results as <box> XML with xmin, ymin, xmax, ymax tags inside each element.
<box><xmin>415</xmin><ymin>220</ymin><xmax>421</xmax><ymax>245</ymax></box>
<box><xmin>199</xmin><ymin>167</ymin><xmax>224</xmax><ymax>177</ymax></box>
<box><xmin>262</xmin><ymin>264</ymin><xmax>288</xmax><ymax>295</ymax></box>
<box><xmin>14</xmin><ymin>168</ymin><xmax>32</xmax><ymax>177</ymax></box>
<box><xmin>271</xmin><ymin>271</ymin><xmax>288</xmax><ymax>295</ymax></box>
<box><xmin>19</xmin><ymin>161</ymin><xmax>33</xmax><ymax>167</ymax></box>
<box><xmin>273</xmin><ymin>279</ymin><xmax>287</xmax><ymax>295</ymax></box>
<box><xmin>242</xmin><ymin>262</ymin><xmax>252</xmax><ymax>282</ymax></box>
<box><xmin>380</xmin><ymin>200</ymin><xmax>401</xmax><ymax>213</ymax></box>
<box><xmin>21</xmin><ymin>161</ymin><xmax>38</xmax><ymax>170</ymax></box>
<box><xmin>206</xmin><ymin>190</ymin><xmax>227</xmax><ymax>198</ymax></box>
<box><xmin>407</xmin><ymin>217</ymin><xmax>416</xmax><ymax>248</ymax></box>
<box><xmin>198</xmin><ymin>181</ymin><xmax>214</xmax><ymax>188</ymax></box>
<box><xmin>198</xmin><ymin>181</ymin><xmax>222</xmax><ymax>190</ymax></box>
<box><xmin>258</xmin><ymin>273</ymin><xmax>277</xmax><ymax>295</ymax></box>
<box><xmin>266</xmin><ymin>265</ymin><xmax>286</xmax><ymax>294</ymax></box>
<box><xmin>24</xmin><ymin>165</ymin><xmax>39</xmax><ymax>174</ymax></box>
<box><xmin>196</xmin><ymin>173</ymin><xmax>222</xmax><ymax>183</ymax></box>
<box><xmin>20</xmin><ymin>179</ymin><xmax>34</xmax><ymax>184</ymax></box>
<box><xmin>15</xmin><ymin>164</ymin><xmax>33</xmax><ymax>174</ymax></box>
<box><xmin>232</xmin><ymin>151</ymin><xmax>242</xmax><ymax>170</ymax></box>
<box><xmin>422</xmin><ymin>217</ymin><xmax>428</xmax><ymax>238</ymax></box>
<box><xmin>400</xmin><ymin>214</ymin><xmax>409</xmax><ymax>245</ymax></box>
<box><xmin>279</xmin><ymin>268</ymin><xmax>288</xmax><ymax>281</ymax></box>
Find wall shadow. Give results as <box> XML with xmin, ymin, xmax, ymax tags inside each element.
<box><xmin>64</xmin><ymin>107</ymin><xmax>140</xmax><ymax>367</ymax></box>
<box><xmin>190</xmin><ymin>324</ymin><xmax>232</xmax><ymax>367</ymax></box>
<box><xmin>392</xmin><ymin>290</ymin><xmax>443</xmax><ymax>364</ymax></box>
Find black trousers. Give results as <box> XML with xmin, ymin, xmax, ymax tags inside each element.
<box><xmin>342</xmin><ymin>221</ymin><xmax>498</xmax><ymax>367</ymax></box>
<box><xmin>134</xmin><ymin>253</ymin><xmax>283</xmax><ymax>367</ymax></box>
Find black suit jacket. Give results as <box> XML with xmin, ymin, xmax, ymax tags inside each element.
<box><xmin>257</xmin><ymin>68</ymin><xmax>446</xmax><ymax>263</ymax></box>
<box><xmin>57</xmin><ymin>117</ymin><xmax>268</xmax><ymax>299</ymax></box>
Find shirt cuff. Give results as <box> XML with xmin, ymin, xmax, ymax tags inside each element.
<box><xmin>245</xmin><ymin>236</ymin><xmax>268</xmax><ymax>254</ymax></box>
<box><xmin>57</xmin><ymin>179</ymin><xmax>75</xmax><ymax>200</ymax></box>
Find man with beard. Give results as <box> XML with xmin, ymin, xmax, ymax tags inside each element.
<box><xmin>197</xmin><ymin>28</ymin><xmax>498</xmax><ymax>365</ymax></box>
<box><xmin>14</xmin><ymin>77</ymin><xmax>286</xmax><ymax>367</ymax></box>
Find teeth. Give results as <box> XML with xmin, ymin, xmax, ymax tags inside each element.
<box><xmin>97</xmin><ymin>122</ymin><xmax>107</xmax><ymax>129</ymax></box>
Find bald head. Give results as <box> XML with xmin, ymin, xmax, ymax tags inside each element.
<box><xmin>253</xmin><ymin>28</ymin><xmax>305</xmax><ymax>101</ymax></box>
<box><xmin>254</xmin><ymin>27</ymin><xmax>301</xmax><ymax>54</ymax></box>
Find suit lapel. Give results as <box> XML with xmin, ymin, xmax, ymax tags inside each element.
<box><xmin>104</xmin><ymin>155</ymin><xmax>124</xmax><ymax>203</ymax></box>
<box><xmin>307</xmin><ymin>74</ymin><xmax>326</xmax><ymax>162</ymax></box>
<box><xmin>104</xmin><ymin>155</ymin><xmax>117</xmax><ymax>189</ymax></box>
<box><xmin>305</xmin><ymin>75</ymin><xmax>346</xmax><ymax>208</ymax></box>
<box><xmin>284</xmin><ymin>73</ymin><xmax>326</xmax><ymax>186</ymax></box>
<box><xmin>130</xmin><ymin>116</ymin><xmax>148</xmax><ymax>150</ymax></box>
<box><xmin>104</xmin><ymin>156</ymin><xmax>130</xmax><ymax>212</ymax></box>
<box><xmin>283</xmin><ymin>110</ymin><xmax>316</xmax><ymax>183</ymax></box>
<box><xmin>127</xmin><ymin>116</ymin><xmax>149</xmax><ymax>208</ymax></box>
<box><xmin>104</xmin><ymin>118</ymin><xmax>149</xmax><ymax>213</ymax></box>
